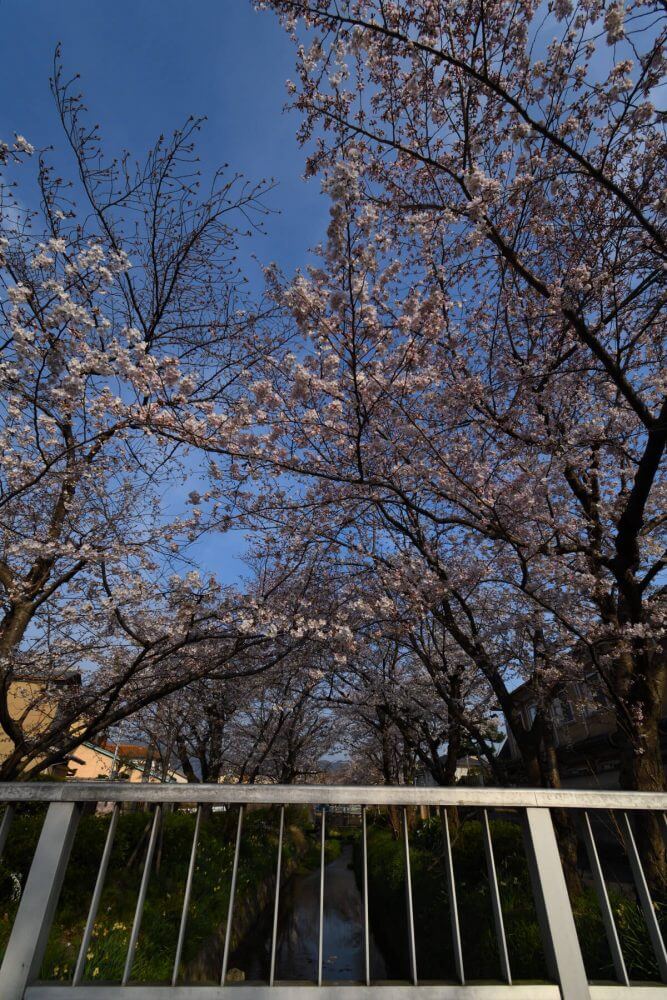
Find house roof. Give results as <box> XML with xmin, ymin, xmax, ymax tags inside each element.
<box><xmin>498</xmin><ymin>716</ymin><xmax>667</xmax><ymax>767</ymax></box>
<box><xmin>82</xmin><ymin>742</ymin><xmax>117</xmax><ymax>760</ymax></box>
<box><xmin>12</xmin><ymin>671</ymin><xmax>82</xmax><ymax>686</ymax></box>
<box><xmin>101</xmin><ymin>741</ymin><xmax>149</xmax><ymax>758</ymax></box>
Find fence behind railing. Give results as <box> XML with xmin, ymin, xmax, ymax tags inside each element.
<box><xmin>0</xmin><ymin>783</ymin><xmax>665</xmax><ymax>1000</ymax></box>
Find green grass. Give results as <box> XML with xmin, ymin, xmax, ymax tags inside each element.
<box><xmin>301</xmin><ymin>832</ymin><xmax>342</xmax><ymax>871</ymax></box>
<box><xmin>2</xmin><ymin>806</ymin><xmax>660</xmax><ymax>985</ymax></box>
<box><xmin>0</xmin><ymin>804</ymin><xmax>312</xmax><ymax>984</ymax></box>
<box><xmin>356</xmin><ymin>814</ymin><xmax>660</xmax><ymax>984</ymax></box>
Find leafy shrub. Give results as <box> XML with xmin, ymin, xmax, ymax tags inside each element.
<box><xmin>0</xmin><ymin>804</ymin><xmax>313</xmax><ymax>984</ymax></box>
<box><xmin>362</xmin><ymin>812</ymin><xmax>663</xmax><ymax>985</ymax></box>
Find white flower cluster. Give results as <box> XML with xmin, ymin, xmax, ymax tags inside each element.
<box><xmin>13</xmin><ymin>134</ymin><xmax>34</xmax><ymax>154</ymax></box>
<box><xmin>322</xmin><ymin>154</ymin><xmax>362</xmax><ymax>203</ymax></box>
<box><xmin>604</xmin><ymin>2</ymin><xmax>625</xmax><ymax>44</ymax></box>
<box><xmin>465</xmin><ymin>167</ymin><xmax>501</xmax><ymax>202</ymax></box>
<box><xmin>554</xmin><ymin>0</ymin><xmax>573</xmax><ymax>20</ymax></box>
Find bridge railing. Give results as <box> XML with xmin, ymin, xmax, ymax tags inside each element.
<box><xmin>0</xmin><ymin>783</ymin><xmax>665</xmax><ymax>1000</ymax></box>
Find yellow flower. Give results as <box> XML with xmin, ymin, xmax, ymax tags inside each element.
<box><xmin>92</xmin><ymin>967</ymin><xmax>100</xmax><ymax>978</ymax></box>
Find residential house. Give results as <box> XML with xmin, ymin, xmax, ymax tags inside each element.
<box><xmin>0</xmin><ymin>673</ymin><xmax>82</xmax><ymax>778</ymax></box>
<box><xmin>0</xmin><ymin>676</ymin><xmax>185</xmax><ymax>783</ymax></box>
<box><xmin>498</xmin><ymin>672</ymin><xmax>667</xmax><ymax>789</ymax></box>
<box><xmin>414</xmin><ymin>754</ymin><xmax>490</xmax><ymax>788</ymax></box>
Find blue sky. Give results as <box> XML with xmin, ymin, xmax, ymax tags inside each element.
<box><xmin>0</xmin><ymin>1</ymin><xmax>326</xmax><ymax>276</ymax></box>
<box><xmin>0</xmin><ymin>0</ymin><xmax>329</xmax><ymax>585</ymax></box>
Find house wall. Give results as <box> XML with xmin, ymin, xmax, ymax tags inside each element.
<box><xmin>65</xmin><ymin>743</ymin><xmax>136</xmax><ymax>781</ymax></box>
<box><xmin>505</xmin><ymin>678</ymin><xmax>617</xmax><ymax>761</ymax></box>
<box><xmin>0</xmin><ymin>683</ymin><xmax>187</xmax><ymax>784</ymax></box>
<box><xmin>67</xmin><ymin>743</ymin><xmax>187</xmax><ymax>783</ymax></box>
<box><xmin>503</xmin><ymin>675</ymin><xmax>667</xmax><ymax>789</ymax></box>
<box><xmin>0</xmin><ymin>679</ymin><xmax>67</xmax><ymax>767</ymax></box>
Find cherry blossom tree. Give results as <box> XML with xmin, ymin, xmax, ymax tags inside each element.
<box><xmin>332</xmin><ymin>637</ymin><xmax>484</xmax><ymax>786</ymax></box>
<box><xmin>154</xmin><ymin>675</ymin><xmax>251</xmax><ymax>786</ymax></box>
<box><xmin>0</xmin><ymin>564</ymin><xmax>323</xmax><ymax>780</ymax></box>
<box><xmin>229</xmin><ymin>0</ymin><xmax>665</xmax><ymax>879</ymax></box>
<box><xmin>255</xmin><ymin>0</ymin><xmax>666</xmax><ymax>786</ymax></box>
<box><xmin>226</xmin><ymin>204</ymin><xmax>589</xmax><ymax>788</ymax></box>
<box><xmin>230</xmin><ymin>666</ymin><xmax>337</xmax><ymax>784</ymax></box>
<box><xmin>0</xmin><ymin>58</ymin><xmax>297</xmax><ymax>779</ymax></box>
<box><xmin>119</xmin><ymin>549</ymin><xmax>349</xmax><ymax>787</ymax></box>
<box><xmin>143</xmin><ymin>656</ymin><xmax>337</xmax><ymax>787</ymax></box>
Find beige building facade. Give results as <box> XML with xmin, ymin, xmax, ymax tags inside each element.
<box><xmin>1</xmin><ymin>677</ymin><xmax>185</xmax><ymax>783</ymax></box>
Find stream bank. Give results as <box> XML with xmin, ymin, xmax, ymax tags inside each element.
<box><xmin>230</xmin><ymin>843</ymin><xmax>386</xmax><ymax>983</ymax></box>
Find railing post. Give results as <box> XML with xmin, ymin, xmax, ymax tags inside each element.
<box><xmin>523</xmin><ymin>807</ymin><xmax>589</xmax><ymax>1000</ymax></box>
<box><xmin>0</xmin><ymin>804</ymin><xmax>14</xmax><ymax>861</ymax></box>
<box><xmin>0</xmin><ymin>801</ymin><xmax>80</xmax><ymax>1000</ymax></box>
<box><xmin>482</xmin><ymin>809</ymin><xmax>511</xmax><ymax>984</ymax></box>
<box><xmin>620</xmin><ymin>810</ymin><xmax>667</xmax><ymax>981</ymax></box>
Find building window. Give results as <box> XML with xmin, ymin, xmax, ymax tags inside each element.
<box><xmin>582</xmin><ymin>672</ymin><xmax>611</xmax><ymax>714</ymax></box>
<box><xmin>523</xmin><ymin>703</ymin><xmax>537</xmax><ymax>728</ymax></box>
<box><xmin>553</xmin><ymin>698</ymin><xmax>575</xmax><ymax>724</ymax></box>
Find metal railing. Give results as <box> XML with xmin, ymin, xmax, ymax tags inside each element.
<box><xmin>0</xmin><ymin>783</ymin><xmax>665</xmax><ymax>999</ymax></box>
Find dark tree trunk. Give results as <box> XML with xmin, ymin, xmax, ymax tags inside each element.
<box><xmin>616</xmin><ymin>647</ymin><xmax>667</xmax><ymax>894</ymax></box>
<box><xmin>510</xmin><ymin>710</ymin><xmax>582</xmax><ymax>894</ymax></box>
<box><xmin>606</xmin><ymin>407</ymin><xmax>667</xmax><ymax>891</ymax></box>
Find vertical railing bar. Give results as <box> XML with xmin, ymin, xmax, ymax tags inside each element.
<box><xmin>0</xmin><ymin>804</ymin><xmax>14</xmax><ymax>862</ymax></box>
<box><xmin>269</xmin><ymin>805</ymin><xmax>285</xmax><ymax>987</ymax></box>
<box><xmin>73</xmin><ymin>803</ymin><xmax>120</xmax><ymax>986</ymax></box>
<box><xmin>581</xmin><ymin>810</ymin><xmax>629</xmax><ymax>986</ymax></box>
<box><xmin>317</xmin><ymin>806</ymin><xmax>326</xmax><ymax>986</ymax></box>
<box><xmin>122</xmin><ymin>804</ymin><xmax>162</xmax><ymax>986</ymax></box>
<box><xmin>362</xmin><ymin>805</ymin><xmax>370</xmax><ymax>986</ymax></box>
<box><xmin>482</xmin><ymin>808</ymin><xmax>512</xmax><ymax>985</ymax></box>
<box><xmin>440</xmin><ymin>806</ymin><xmax>465</xmax><ymax>985</ymax></box>
<box><xmin>171</xmin><ymin>805</ymin><xmax>202</xmax><ymax>986</ymax></box>
<box><xmin>522</xmin><ymin>808</ymin><xmax>589</xmax><ymax>998</ymax></box>
<box><xmin>221</xmin><ymin>804</ymin><xmax>245</xmax><ymax>986</ymax></box>
<box><xmin>621</xmin><ymin>810</ymin><xmax>667</xmax><ymax>982</ymax></box>
<box><xmin>402</xmin><ymin>806</ymin><xmax>418</xmax><ymax>986</ymax></box>
<box><xmin>0</xmin><ymin>801</ymin><xmax>81</xmax><ymax>1000</ymax></box>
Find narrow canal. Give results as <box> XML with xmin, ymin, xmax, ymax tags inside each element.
<box><xmin>231</xmin><ymin>844</ymin><xmax>387</xmax><ymax>983</ymax></box>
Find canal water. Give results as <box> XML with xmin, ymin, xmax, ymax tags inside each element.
<box><xmin>231</xmin><ymin>844</ymin><xmax>387</xmax><ymax>983</ymax></box>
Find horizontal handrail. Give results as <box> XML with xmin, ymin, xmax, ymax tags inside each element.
<box><xmin>1</xmin><ymin>785</ymin><xmax>666</xmax><ymax>998</ymax></box>
<box><xmin>0</xmin><ymin>781</ymin><xmax>666</xmax><ymax>809</ymax></box>
<box><xmin>24</xmin><ymin>987</ymin><xmax>564</xmax><ymax>999</ymax></box>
